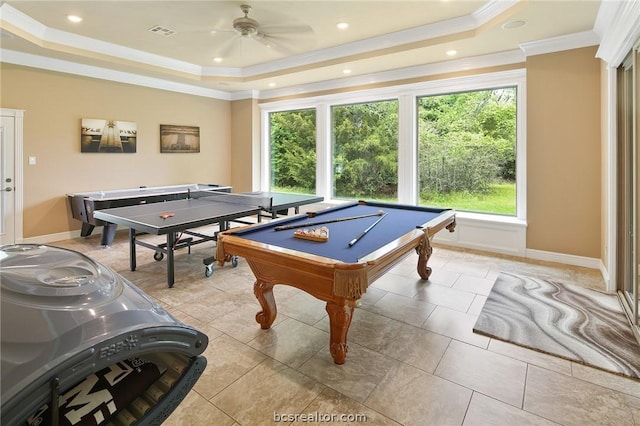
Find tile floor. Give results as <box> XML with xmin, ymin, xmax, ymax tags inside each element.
<box><xmin>50</xmin><ymin>209</ymin><xmax>640</xmax><ymax>426</ymax></box>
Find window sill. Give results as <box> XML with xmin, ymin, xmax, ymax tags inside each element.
<box><xmin>454</xmin><ymin>211</ymin><xmax>527</xmax><ymax>227</ymax></box>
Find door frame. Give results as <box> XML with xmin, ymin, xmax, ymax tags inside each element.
<box><xmin>1</xmin><ymin>109</ymin><xmax>25</xmax><ymax>244</ymax></box>
<box><xmin>614</xmin><ymin>47</ymin><xmax>640</xmax><ymax>343</ymax></box>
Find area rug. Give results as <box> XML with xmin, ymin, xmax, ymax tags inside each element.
<box><xmin>473</xmin><ymin>272</ymin><xmax>640</xmax><ymax>380</ymax></box>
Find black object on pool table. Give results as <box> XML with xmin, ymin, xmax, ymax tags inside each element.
<box><xmin>273</xmin><ymin>210</ymin><xmax>385</xmax><ymax>231</ymax></box>
<box><xmin>348</xmin><ymin>212</ymin><xmax>387</xmax><ymax>247</ymax></box>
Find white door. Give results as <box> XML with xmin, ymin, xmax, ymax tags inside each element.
<box><xmin>1</xmin><ymin>114</ymin><xmax>16</xmax><ymax>245</ymax></box>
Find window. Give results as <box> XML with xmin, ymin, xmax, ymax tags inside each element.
<box><xmin>268</xmin><ymin>108</ymin><xmax>316</xmax><ymax>193</ymax></box>
<box><xmin>262</xmin><ymin>70</ymin><xmax>525</xmax><ymax>222</ymax></box>
<box><xmin>331</xmin><ymin>100</ymin><xmax>399</xmax><ymax>201</ymax></box>
<box><xmin>417</xmin><ymin>88</ymin><xmax>517</xmax><ymax>215</ymax></box>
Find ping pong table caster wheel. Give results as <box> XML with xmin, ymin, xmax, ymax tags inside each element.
<box><xmin>231</xmin><ymin>256</ymin><xmax>238</xmax><ymax>268</ymax></box>
<box><xmin>204</xmin><ymin>264</ymin><xmax>214</xmax><ymax>277</ymax></box>
<box><xmin>154</xmin><ymin>252</ymin><xmax>164</xmax><ymax>261</ymax></box>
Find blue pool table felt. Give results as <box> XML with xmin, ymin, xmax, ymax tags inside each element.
<box><xmin>232</xmin><ymin>202</ymin><xmax>447</xmax><ymax>263</ymax></box>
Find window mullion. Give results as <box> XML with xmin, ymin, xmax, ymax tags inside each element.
<box><xmin>316</xmin><ymin>103</ymin><xmax>331</xmax><ymax>200</ymax></box>
<box><xmin>398</xmin><ymin>94</ymin><xmax>417</xmax><ymax>204</ymax></box>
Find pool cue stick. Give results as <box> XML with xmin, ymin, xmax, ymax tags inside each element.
<box><xmin>274</xmin><ymin>210</ymin><xmax>384</xmax><ymax>231</ymax></box>
<box><xmin>348</xmin><ymin>213</ymin><xmax>387</xmax><ymax>247</ymax></box>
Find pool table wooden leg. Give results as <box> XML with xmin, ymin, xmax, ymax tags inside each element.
<box><xmin>416</xmin><ymin>234</ymin><xmax>434</xmax><ymax>280</ymax></box>
<box><xmin>253</xmin><ymin>279</ymin><xmax>277</xmax><ymax>329</ymax></box>
<box><xmin>326</xmin><ymin>301</ymin><xmax>355</xmax><ymax>365</ymax></box>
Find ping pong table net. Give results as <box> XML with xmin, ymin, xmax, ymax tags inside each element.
<box><xmin>187</xmin><ymin>189</ymin><xmax>273</xmax><ymax>211</ymax></box>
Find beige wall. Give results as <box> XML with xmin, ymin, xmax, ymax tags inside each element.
<box><xmin>230</xmin><ymin>98</ymin><xmax>260</xmax><ymax>192</ymax></box>
<box><xmin>0</xmin><ymin>64</ymin><xmax>232</xmax><ymax>238</ymax></box>
<box><xmin>526</xmin><ymin>47</ymin><xmax>602</xmax><ymax>258</ymax></box>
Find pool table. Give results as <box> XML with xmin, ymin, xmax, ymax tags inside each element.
<box><xmin>215</xmin><ymin>200</ymin><xmax>456</xmax><ymax>364</ymax></box>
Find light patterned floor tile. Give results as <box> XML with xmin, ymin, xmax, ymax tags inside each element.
<box><xmin>463</xmin><ymin>393</ymin><xmax>560</xmax><ymax>426</ymax></box>
<box><xmin>414</xmin><ymin>281</ymin><xmax>476</xmax><ymax>312</ymax></box>
<box><xmin>452</xmin><ymin>273</ymin><xmax>496</xmax><ymax>296</ymax></box>
<box><xmin>298</xmin><ymin>343</ymin><xmax>396</xmax><ymax>403</ymax></box>
<box><xmin>487</xmin><ymin>339</ymin><xmax>573</xmax><ymax>376</ymax></box>
<box><xmin>277</xmin><ymin>291</ymin><xmax>329</xmax><ymax>326</ymax></box>
<box><xmin>248</xmin><ymin>317</ymin><xmax>329</xmax><ymax>368</ymax></box>
<box><xmin>192</xmin><ymin>334</ymin><xmax>267</xmax><ymax>400</ymax></box>
<box><xmin>524</xmin><ymin>365</ymin><xmax>636</xmax><ymax>426</ymax></box>
<box><xmin>211</xmin><ymin>358</ymin><xmax>325</xmax><ymax>426</ymax></box>
<box><xmin>435</xmin><ymin>340</ymin><xmax>527</xmax><ymax>407</ymax></box>
<box><xmin>363</xmin><ymin>291</ymin><xmax>437</xmax><ymax>327</ymax></box>
<box><xmin>370</xmin><ymin>272</ymin><xmax>423</xmax><ymax>297</ymax></box>
<box><xmin>422</xmin><ymin>306</ymin><xmax>490</xmax><ymax>347</ymax></box>
<box><xmin>301</xmin><ymin>387</ymin><xmax>401</xmax><ymax>425</ymax></box>
<box><xmin>163</xmin><ymin>390</ymin><xmax>235</xmax><ymax>426</ymax></box>
<box><xmin>570</xmin><ymin>362</ymin><xmax>640</xmax><ymax>398</ymax></box>
<box><xmin>365</xmin><ymin>361</ymin><xmax>472</xmax><ymax>426</ymax></box>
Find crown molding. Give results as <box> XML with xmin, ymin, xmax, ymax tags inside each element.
<box><xmin>594</xmin><ymin>0</ymin><xmax>640</xmax><ymax>66</ymax></box>
<box><xmin>0</xmin><ymin>49</ymin><xmax>232</xmax><ymax>100</ymax></box>
<box><xmin>519</xmin><ymin>30</ymin><xmax>600</xmax><ymax>57</ymax></box>
<box><xmin>256</xmin><ymin>49</ymin><xmax>525</xmax><ymax>100</ymax></box>
<box><xmin>229</xmin><ymin>90</ymin><xmax>260</xmax><ymax>101</ymax></box>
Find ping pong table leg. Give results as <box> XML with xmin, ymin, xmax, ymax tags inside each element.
<box><xmin>100</xmin><ymin>223</ymin><xmax>118</xmax><ymax>246</ymax></box>
<box><xmin>129</xmin><ymin>228</ymin><xmax>137</xmax><ymax>271</ymax></box>
<box><xmin>166</xmin><ymin>232</ymin><xmax>176</xmax><ymax>288</ymax></box>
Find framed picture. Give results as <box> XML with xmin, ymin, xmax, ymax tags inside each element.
<box><xmin>81</xmin><ymin>118</ymin><xmax>137</xmax><ymax>153</ymax></box>
<box><xmin>160</xmin><ymin>124</ymin><xmax>200</xmax><ymax>153</ymax></box>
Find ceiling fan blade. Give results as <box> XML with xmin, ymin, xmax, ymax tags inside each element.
<box><xmin>254</xmin><ymin>33</ymin><xmax>311</xmax><ymax>55</ymax></box>
<box><xmin>213</xmin><ymin>35</ymin><xmax>239</xmax><ymax>58</ymax></box>
<box><xmin>258</xmin><ymin>24</ymin><xmax>314</xmax><ymax>36</ymax></box>
<box><xmin>209</xmin><ymin>28</ymin><xmax>237</xmax><ymax>35</ymax></box>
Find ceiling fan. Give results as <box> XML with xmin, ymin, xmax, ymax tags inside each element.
<box><xmin>212</xmin><ymin>4</ymin><xmax>315</xmax><ymax>57</ymax></box>
<box><xmin>233</xmin><ymin>4</ymin><xmax>262</xmax><ymax>37</ymax></box>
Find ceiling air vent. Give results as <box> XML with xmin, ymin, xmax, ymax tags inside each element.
<box><xmin>148</xmin><ymin>25</ymin><xmax>176</xmax><ymax>37</ymax></box>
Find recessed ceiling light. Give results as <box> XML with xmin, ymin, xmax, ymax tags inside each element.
<box><xmin>67</xmin><ymin>15</ymin><xmax>83</xmax><ymax>23</ymax></box>
<box><xmin>343</xmin><ymin>69</ymin><xmax>352</xmax><ymax>75</ymax></box>
<box><xmin>213</xmin><ymin>57</ymin><xmax>223</xmax><ymax>63</ymax></box>
<box><xmin>337</xmin><ymin>22</ymin><xmax>349</xmax><ymax>30</ymax></box>
<box><xmin>502</xmin><ymin>20</ymin><xmax>526</xmax><ymax>30</ymax></box>
<box><xmin>268</xmin><ymin>82</ymin><xmax>276</xmax><ymax>87</ymax></box>
<box><xmin>446</xmin><ymin>49</ymin><xmax>457</xmax><ymax>56</ymax></box>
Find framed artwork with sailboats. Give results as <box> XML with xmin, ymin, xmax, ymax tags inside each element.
<box><xmin>81</xmin><ymin>118</ymin><xmax>137</xmax><ymax>153</ymax></box>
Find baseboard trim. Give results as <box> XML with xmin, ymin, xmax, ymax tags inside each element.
<box><xmin>20</xmin><ymin>229</ymin><xmax>88</xmax><ymax>245</ymax></box>
<box><xmin>525</xmin><ymin>248</ymin><xmax>602</xmax><ymax>270</ymax></box>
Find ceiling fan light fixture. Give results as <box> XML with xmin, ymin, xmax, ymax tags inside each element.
<box><xmin>234</xmin><ymin>4</ymin><xmax>260</xmax><ymax>37</ymax></box>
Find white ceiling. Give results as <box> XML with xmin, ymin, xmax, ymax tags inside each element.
<box><xmin>0</xmin><ymin>1</ymin><xmax>604</xmax><ymax>97</ymax></box>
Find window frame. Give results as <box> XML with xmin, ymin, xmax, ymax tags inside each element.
<box><xmin>330</xmin><ymin>98</ymin><xmax>400</xmax><ymax>202</ymax></box>
<box><xmin>260</xmin><ymin>69</ymin><xmax>526</xmax><ymax>224</ymax></box>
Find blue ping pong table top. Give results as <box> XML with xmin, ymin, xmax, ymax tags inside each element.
<box><xmin>92</xmin><ymin>192</ymin><xmax>323</xmax><ymax>234</ymax></box>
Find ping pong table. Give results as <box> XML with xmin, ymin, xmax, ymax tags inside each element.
<box><xmin>67</xmin><ymin>183</ymin><xmax>232</xmax><ymax>246</ymax></box>
<box><xmin>92</xmin><ymin>191</ymin><xmax>324</xmax><ymax>287</ymax></box>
